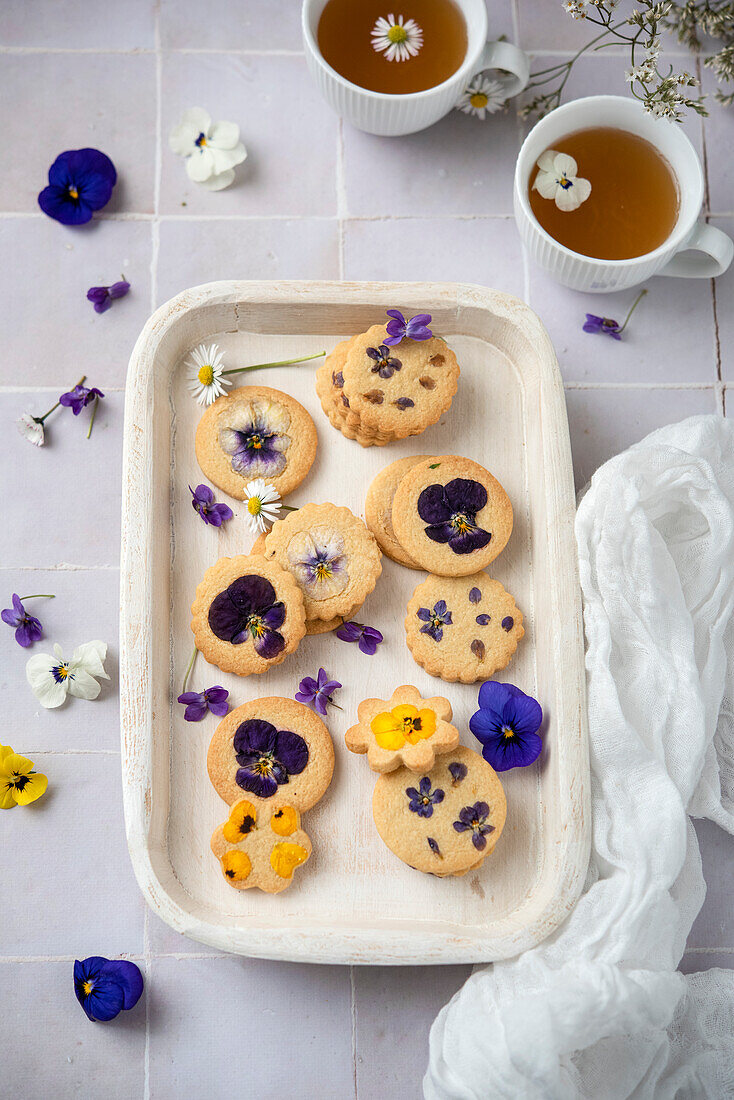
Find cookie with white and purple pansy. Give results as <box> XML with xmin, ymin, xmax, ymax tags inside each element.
<box><xmin>211</xmin><ymin>797</ymin><xmax>312</xmax><ymax>894</ymax></box>
<box><xmin>195</xmin><ymin>384</ymin><xmax>317</xmax><ymax>500</ymax></box>
<box><xmin>371</xmin><ymin>745</ymin><xmax>506</xmax><ymax>877</ymax></box>
<box><xmin>392</xmin><ymin>455</ymin><xmax>513</xmax><ymax>577</ymax></box>
<box><xmin>405</xmin><ymin>573</ymin><xmax>524</xmax><ymax>683</ymax></box>
<box><xmin>191</xmin><ymin>554</ymin><xmax>306</xmax><ymax>676</ymax></box>
<box><xmin>207</xmin><ymin>697</ymin><xmax>334</xmax><ymax>809</ymax></box>
<box><xmin>263</xmin><ymin>502</ymin><xmax>382</xmax><ymax>622</ymax></box>
<box><xmin>340</xmin><ymin>324</ymin><xmax>459</xmax><ymax>439</ymax></box>
<box><xmin>345</xmin><ymin>684</ymin><xmax>459</xmax><ymax>774</ymax></box>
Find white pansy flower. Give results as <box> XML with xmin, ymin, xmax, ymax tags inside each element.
<box><xmin>27</xmin><ymin>641</ymin><xmax>109</xmax><ymax>709</ymax></box>
<box><xmin>371</xmin><ymin>14</ymin><xmax>423</xmax><ymax>62</ymax></box>
<box><xmin>456</xmin><ymin>76</ymin><xmax>506</xmax><ymax>119</ymax></box>
<box><xmin>17</xmin><ymin>412</ymin><xmax>45</xmax><ymax>447</ymax></box>
<box><xmin>533</xmin><ymin>149</ymin><xmax>592</xmax><ymax>212</ymax></box>
<box><xmin>186</xmin><ymin>343</ymin><xmax>231</xmax><ymax>406</ymax></box>
<box><xmin>243</xmin><ymin>479</ymin><xmax>282</xmax><ymax>535</ymax></box>
<box><xmin>169</xmin><ymin>107</ymin><xmax>247</xmax><ymax>191</ymax></box>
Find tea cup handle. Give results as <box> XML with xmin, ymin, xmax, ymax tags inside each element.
<box><xmin>659</xmin><ymin>221</ymin><xmax>734</xmax><ymax>279</ymax></box>
<box><xmin>472</xmin><ymin>40</ymin><xmax>530</xmax><ymax>101</ymax></box>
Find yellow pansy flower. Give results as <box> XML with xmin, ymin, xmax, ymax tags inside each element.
<box><xmin>222</xmin><ymin>800</ymin><xmax>257</xmax><ymax>844</ymax></box>
<box><xmin>270</xmin><ymin>805</ymin><xmax>298</xmax><ymax>836</ymax></box>
<box><xmin>370</xmin><ymin>704</ymin><xmax>437</xmax><ymax>750</ymax></box>
<box><xmin>221</xmin><ymin>850</ymin><xmax>252</xmax><ymax>882</ymax></box>
<box><xmin>0</xmin><ymin>745</ymin><xmax>48</xmax><ymax>809</ymax></box>
<box><xmin>270</xmin><ymin>842</ymin><xmax>309</xmax><ymax>879</ymax></box>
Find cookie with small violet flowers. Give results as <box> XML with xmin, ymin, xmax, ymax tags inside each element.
<box><xmin>211</xmin><ymin>798</ymin><xmax>313</xmax><ymax>893</ymax></box>
<box><xmin>195</xmin><ymin>385</ymin><xmax>317</xmax><ymax>500</ymax></box>
<box><xmin>391</xmin><ymin>455</ymin><xmax>513</xmax><ymax>577</ymax></box>
<box><xmin>405</xmin><ymin>573</ymin><xmax>524</xmax><ymax>683</ymax></box>
<box><xmin>365</xmin><ymin>454</ymin><xmax>434</xmax><ymax>567</ymax></box>
<box><xmin>340</xmin><ymin>324</ymin><xmax>460</xmax><ymax>439</ymax></box>
<box><xmin>191</xmin><ymin>554</ymin><xmax>306</xmax><ymax>676</ymax></box>
<box><xmin>316</xmin><ymin>338</ymin><xmax>395</xmax><ymax>437</ymax></box>
<box><xmin>207</xmin><ymin>697</ymin><xmax>334</xmax><ymax>809</ymax></box>
<box><xmin>263</xmin><ymin>502</ymin><xmax>382</xmax><ymax>622</ymax></box>
<box><xmin>371</xmin><ymin>745</ymin><xmax>506</xmax><ymax>877</ymax></box>
<box><xmin>345</xmin><ymin>684</ymin><xmax>459</xmax><ymax>774</ymax></box>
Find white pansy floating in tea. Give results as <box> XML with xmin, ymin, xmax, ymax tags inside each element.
<box><xmin>187</xmin><ymin>343</ymin><xmax>231</xmax><ymax>406</ymax></box>
<box><xmin>287</xmin><ymin>527</ymin><xmax>348</xmax><ymax>601</ymax></box>
<box><xmin>219</xmin><ymin>399</ymin><xmax>291</xmax><ymax>480</ymax></box>
<box><xmin>456</xmin><ymin>76</ymin><xmax>506</xmax><ymax>120</ymax></box>
<box><xmin>371</xmin><ymin>13</ymin><xmax>423</xmax><ymax>62</ymax></box>
<box><xmin>532</xmin><ymin>149</ymin><xmax>591</xmax><ymax>212</ymax></box>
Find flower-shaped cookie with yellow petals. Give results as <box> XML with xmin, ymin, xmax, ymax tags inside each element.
<box><xmin>345</xmin><ymin>684</ymin><xmax>459</xmax><ymax>774</ymax></box>
<box><xmin>210</xmin><ymin>798</ymin><xmax>311</xmax><ymax>893</ymax></box>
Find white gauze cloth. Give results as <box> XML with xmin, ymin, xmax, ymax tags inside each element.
<box><xmin>425</xmin><ymin>415</ymin><xmax>734</xmax><ymax>1100</ymax></box>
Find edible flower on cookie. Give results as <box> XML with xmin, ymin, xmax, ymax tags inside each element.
<box><xmin>220</xmin><ymin>398</ymin><xmax>291</xmax><ymax>479</ymax></box>
<box><xmin>417</xmin><ymin>477</ymin><xmax>491</xmax><ymax>554</ymax></box>
<box><xmin>345</xmin><ymin>685</ymin><xmax>459</xmax><ymax>773</ymax></box>
<box><xmin>207</xmin><ymin>575</ymin><xmax>286</xmax><ymax>659</ymax></box>
<box><xmin>211</xmin><ymin>797</ymin><xmax>311</xmax><ymax>893</ymax></box>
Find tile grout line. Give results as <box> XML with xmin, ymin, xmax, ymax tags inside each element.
<box><xmin>0</xmin><ymin>563</ymin><xmax>120</xmax><ymax>571</ymax></box>
<box><xmin>0</xmin><ymin>211</ymin><xmax>523</xmax><ymax>222</ymax></box>
<box><xmin>562</xmin><ymin>382</ymin><xmax>717</xmax><ymax>390</ymax></box>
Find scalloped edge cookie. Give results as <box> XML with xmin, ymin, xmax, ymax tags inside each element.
<box><xmin>345</xmin><ymin>684</ymin><xmax>459</xmax><ymax>774</ymax></box>
<box><xmin>211</xmin><ymin>798</ymin><xmax>312</xmax><ymax>893</ymax></box>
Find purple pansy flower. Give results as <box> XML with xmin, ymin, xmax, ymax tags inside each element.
<box><xmin>189</xmin><ymin>484</ymin><xmax>233</xmax><ymax>527</ymax></box>
<box><xmin>383</xmin><ymin>310</ymin><xmax>433</xmax><ymax>347</ymax></box>
<box><xmin>335</xmin><ymin>621</ymin><xmax>384</xmax><ymax>655</ymax></box>
<box><xmin>208</xmin><ymin>575</ymin><xmax>286</xmax><ymax>660</ymax></box>
<box><xmin>233</xmin><ymin>717</ymin><xmax>308</xmax><ymax>798</ymax></box>
<box><xmin>295</xmin><ymin>667</ymin><xmax>342</xmax><ymax>716</ymax></box>
<box><xmin>417</xmin><ymin>478</ymin><xmax>491</xmax><ymax>555</ymax></box>
<box><xmin>453</xmin><ymin>801</ymin><xmax>494</xmax><ymax>851</ymax></box>
<box><xmin>87</xmin><ymin>280</ymin><xmax>130</xmax><ymax>314</ymax></box>
<box><xmin>74</xmin><ymin>956</ymin><xmax>143</xmax><ymax>1023</ymax></box>
<box><xmin>448</xmin><ymin>761</ymin><xmax>467</xmax><ymax>784</ymax></box>
<box><xmin>468</xmin><ymin>681</ymin><xmax>543</xmax><ymax>772</ymax></box>
<box><xmin>416</xmin><ymin>599</ymin><xmax>452</xmax><ymax>642</ymax></box>
<box><xmin>406</xmin><ymin>776</ymin><xmax>445</xmax><ymax>818</ymax></box>
<box><xmin>177</xmin><ymin>685</ymin><xmax>229</xmax><ymax>722</ymax></box>
<box><xmin>38</xmin><ymin>149</ymin><xmax>117</xmax><ymax>226</ymax></box>
<box><xmin>59</xmin><ymin>384</ymin><xmax>105</xmax><ymax>416</ymax></box>
<box><xmin>366</xmin><ymin>345</ymin><xmax>402</xmax><ymax>379</ymax></box>
<box><xmin>582</xmin><ymin>313</ymin><xmax>622</xmax><ymax>340</ymax></box>
<box><xmin>1</xmin><ymin>594</ymin><xmax>44</xmax><ymax>648</ymax></box>
<box><xmin>219</xmin><ymin>401</ymin><xmax>291</xmax><ymax>479</ymax></box>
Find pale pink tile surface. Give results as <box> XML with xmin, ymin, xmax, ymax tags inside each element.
<box><xmin>0</xmin><ymin>0</ymin><xmax>155</xmax><ymax>48</ymax></box>
<box><xmin>702</xmin><ymin>68</ymin><xmax>734</xmax><ymax>214</ymax></box>
<box><xmin>688</xmin><ymin>819</ymin><xmax>734</xmax><ymax>951</ymax></box>
<box><xmin>160</xmin><ymin>0</ymin><xmax>303</xmax><ymax>50</ymax></box>
<box><xmin>712</xmin><ymin>218</ymin><xmax>734</xmax><ymax>381</ymax></box>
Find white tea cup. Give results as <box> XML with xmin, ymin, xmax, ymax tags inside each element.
<box><xmin>514</xmin><ymin>94</ymin><xmax>733</xmax><ymax>293</ymax></box>
<box><xmin>302</xmin><ymin>0</ymin><xmax>529</xmax><ymax>137</ymax></box>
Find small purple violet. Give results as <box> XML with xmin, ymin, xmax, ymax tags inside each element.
<box><xmin>177</xmin><ymin>685</ymin><xmax>229</xmax><ymax>722</ymax></box>
<box><xmin>366</xmin><ymin>345</ymin><xmax>402</xmax><ymax>379</ymax></box>
<box><xmin>189</xmin><ymin>484</ymin><xmax>234</xmax><ymax>527</ymax></box>
<box><xmin>1</xmin><ymin>593</ymin><xmax>53</xmax><ymax>648</ymax></box>
<box><xmin>383</xmin><ymin>310</ymin><xmax>433</xmax><ymax>347</ymax></box>
<box><xmin>295</xmin><ymin>668</ymin><xmax>342</xmax><ymax>716</ymax></box>
<box><xmin>59</xmin><ymin>384</ymin><xmax>105</xmax><ymax>417</ymax></box>
<box><xmin>335</xmin><ymin>621</ymin><xmax>384</xmax><ymax>656</ymax></box>
<box><xmin>87</xmin><ymin>279</ymin><xmax>130</xmax><ymax>314</ymax></box>
<box><xmin>582</xmin><ymin>289</ymin><xmax>647</xmax><ymax>342</ymax></box>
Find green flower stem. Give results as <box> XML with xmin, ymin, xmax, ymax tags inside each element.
<box><xmin>86</xmin><ymin>395</ymin><xmax>100</xmax><ymax>440</ymax></box>
<box><xmin>18</xmin><ymin>594</ymin><xmax>55</xmax><ymax>601</ymax></box>
<box><xmin>221</xmin><ymin>351</ymin><xmax>326</xmax><ymax>377</ymax></box>
<box><xmin>618</xmin><ymin>289</ymin><xmax>648</xmax><ymax>335</ymax></box>
<box><xmin>38</xmin><ymin>373</ymin><xmax>87</xmax><ymax>425</ymax></box>
<box><xmin>181</xmin><ymin>645</ymin><xmax>198</xmax><ymax>695</ymax></box>
<box><xmin>329</xmin><ymin>699</ymin><xmax>344</xmax><ymax>711</ymax></box>
<box><xmin>281</xmin><ymin>504</ymin><xmax>298</xmax><ymax>513</ymax></box>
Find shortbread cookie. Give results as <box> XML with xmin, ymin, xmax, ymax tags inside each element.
<box><xmin>406</xmin><ymin>574</ymin><xmax>524</xmax><ymax>683</ymax></box>
<box><xmin>323</xmin><ymin>403</ymin><xmax>392</xmax><ymax>448</ymax></box>
<box><xmin>195</xmin><ymin>385</ymin><xmax>317</xmax><ymax>499</ymax></box>
<box><xmin>305</xmin><ymin>603</ymin><xmax>361</xmax><ymax>636</ymax></box>
<box><xmin>250</xmin><ymin>531</ymin><xmax>268</xmax><ymax>556</ymax></box>
<box><xmin>341</xmin><ymin>324</ymin><xmax>459</xmax><ymax>438</ymax></box>
<box><xmin>365</xmin><ymin>455</ymin><xmax>433</xmax><ymax>567</ymax></box>
<box><xmin>263</xmin><ymin>502</ymin><xmax>382</xmax><ymax>621</ymax></box>
<box><xmin>317</xmin><ymin>361</ymin><xmax>396</xmax><ymax>445</ymax></box>
<box><xmin>207</xmin><ymin>697</ymin><xmax>334</xmax><ymax>808</ymax></box>
<box><xmin>392</xmin><ymin>455</ymin><xmax>513</xmax><ymax>576</ymax></box>
<box><xmin>372</xmin><ymin>745</ymin><xmax>506</xmax><ymax>876</ymax></box>
<box><xmin>211</xmin><ymin>798</ymin><xmax>312</xmax><ymax>893</ymax></box>
<box><xmin>191</xmin><ymin>555</ymin><xmax>306</xmax><ymax>676</ymax></box>
<box><xmin>345</xmin><ymin>684</ymin><xmax>459</xmax><ymax>774</ymax></box>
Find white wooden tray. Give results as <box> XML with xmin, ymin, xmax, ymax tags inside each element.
<box><xmin>120</xmin><ymin>281</ymin><xmax>590</xmax><ymax>965</ymax></box>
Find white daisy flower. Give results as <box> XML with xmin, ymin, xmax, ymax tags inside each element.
<box><xmin>186</xmin><ymin>343</ymin><xmax>231</xmax><ymax>406</ymax></box>
<box><xmin>456</xmin><ymin>77</ymin><xmax>506</xmax><ymax>120</ymax></box>
<box><xmin>17</xmin><ymin>412</ymin><xmax>45</xmax><ymax>447</ymax></box>
<box><xmin>243</xmin><ymin>478</ymin><xmax>282</xmax><ymax>534</ymax></box>
<box><xmin>26</xmin><ymin>640</ymin><xmax>109</xmax><ymax>709</ymax></box>
<box><xmin>532</xmin><ymin>149</ymin><xmax>592</xmax><ymax>212</ymax></box>
<box><xmin>169</xmin><ymin>107</ymin><xmax>247</xmax><ymax>191</ymax></box>
<box><xmin>371</xmin><ymin>14</ymin><xmax>423</xmax><ymax>62</ymax></box>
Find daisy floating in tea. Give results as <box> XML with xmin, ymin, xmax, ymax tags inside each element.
<box><xmin>532</xmin><ymin>150</ymin><xmax>591</xmax><ymax>212</ymax></box>
<box><xmin>371</xmin><ymin>14</ymin><xmax>424</xmax><ymax>62</ymax></box>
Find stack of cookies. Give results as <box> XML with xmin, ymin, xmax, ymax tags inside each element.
<box><xmin>365</xmin><ymin>453</ymin><xmax>525</xmax><ymax>684</ymax></box>
<box><xmin>315</xmin><ymin>322</ymin><xmax>460</xmax><ymax>447</ymax></box>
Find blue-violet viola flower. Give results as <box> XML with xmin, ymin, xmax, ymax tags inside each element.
<box><xmin>295</xmin><ymin>667</ymin><xmax>342</xmax><ymax>716</ymax></box>
<box><xmin>177</xmin><ymin>685</ymin><xmax>229</xmax><ymax>722</ymax></box>
<box><xmin>335</xmin><ymin>620</ymin><xmax>383</xmax><ymax>655</ymax></box>
<box><xmin>417</xmin><ymin>477</ymin><xmax>491</xmax><ymax>554</ymax></box>
<box><xmin>233</xmin><ymin>718</ymin><xmax>308</xmax><ymax>798</ymax></box>
<box><xmin>1</xmin><ymin>594</ymin><xmax>45</xmax><ymax>648</ymax></box>
<box><xmin>189</xmin><ymin>484</ymin><xmax>233</xmax><ymax>527</ymax></box>
<box><xmin>453</xmin><ymin>801</ymin><xmax>494</xmax><ymax>850</ymax></box>
<box><xmin>38</xmin><ymin>149</ymin><xmax>117</xmax><ymax>226</ymax></box>
<box><xmin>383</xmin><ymin>310</ymin><xmax>433</xmax><ymax>346</ymax></box>
<box><xmin>468</xmin><ymin>680</ymin><xmax>543</xmax><ymax>772</ymax></box>
<box><xmin>74</xmin><ymin>956</ymin><xmax>143</xmax><ymax>1022</ymax></box>
<box><xmin>59</xmin><ymin>384</ymin><xmax>105</xmax><ymax>416</ymax></box>
<box><xmin>366</xmin><ymin>344</ymin><xmax>402</xmax><ymax>379</ymax></box>
<box><xmin>87</xmin><ymin>280</ymin><xmax>130</xmax><ymax>314</ymax></box>
<box><xmin>582</xmin><ymin>313</ymin><xmax>621</xmax><ymax>340</ymax></box>
<box><xmin>405</xmin><ymin>776</ymin><xmax>445</xmax><ymax>818</ymax></box>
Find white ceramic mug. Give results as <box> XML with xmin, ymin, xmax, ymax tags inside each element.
<box><xmin>302</xmin><ymin>0</ymin><xmax>530</xmax><ymax>137</ymax></box>
<box><xmin>514</xmin><ymin>95</ymin><xmax>733</xmax><ymax>293</ymax></box>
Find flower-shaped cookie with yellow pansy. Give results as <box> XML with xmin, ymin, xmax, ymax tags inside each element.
<box><xmin>210</xmin><ymin>797</ymin><xmax>312</xmax><ymax>893</ymax></box>
<box><xmin>345</xmin><ymin>684</ymin><xmax>459</xmax><ymax>774</ymax></box>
